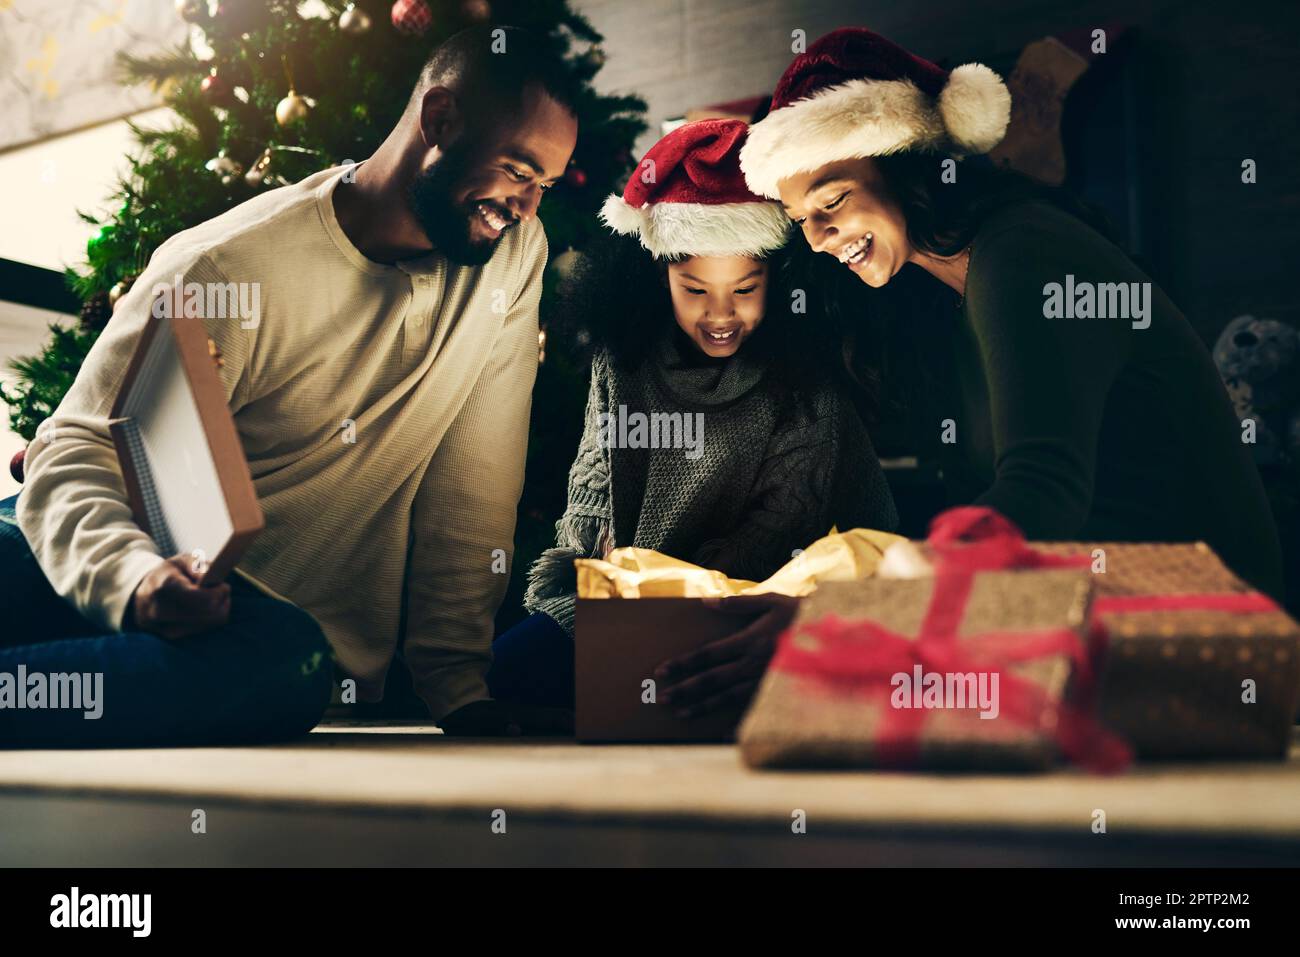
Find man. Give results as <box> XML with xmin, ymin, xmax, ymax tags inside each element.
<box><xmin>2</xmin><ymin>26</ymin><xmax>578</xmax><ymax>745</ymax></box>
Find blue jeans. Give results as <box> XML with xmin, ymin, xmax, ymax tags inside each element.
<box><xmin>486</xmin><ymin>611</ymin><xmax>573</xmax><ymax>710</ymax></box>
<box><xmin>0</xmin><ymin>496</ymin><xmax>333</xmax><ymax>748</ymax></box>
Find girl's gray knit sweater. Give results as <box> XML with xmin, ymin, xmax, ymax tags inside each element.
<box><xmin>524</xmin><ymin>332</ymin><xmax>898</xmax><ymax>635</ymax></box>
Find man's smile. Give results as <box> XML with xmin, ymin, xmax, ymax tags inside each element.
<box><xmin>475</xmin><ymin>202</ymin><xmax>515</xmax><ymax>237</ymax></box>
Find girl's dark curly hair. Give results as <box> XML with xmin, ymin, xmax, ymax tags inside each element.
<box><xmin>554</xmin><ymin>233</ymin><xmax>849</xmax><ymax>397</ymax></box>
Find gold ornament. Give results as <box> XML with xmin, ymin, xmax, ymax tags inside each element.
<box><xmin>461</xmin><ymin>0</ymin><xmax>491</xmax><ymax>21</ymax></box>
<box><xmin>275</xmin><ymin>89</ymin><xmax>312</xmax><ymax>126</ymax></box>
<box><xmin>338</xmin><ymin>3</ymin><xmax>372</xmax><ymax>34</ymax></box>
<box><xmin>548</xmin><ymin>247</ymin><xmax>585</xmax><ymax>280</ymax></box>
<box><xmin>548</xmin><ymin>248</ymin><xmax>587</xmax><ymax>296</ymax></box>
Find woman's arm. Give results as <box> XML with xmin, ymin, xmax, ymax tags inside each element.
<box><xmin>963</xmin><ymin>213</ymin><xmax>1136</xmax><ymax>538</ymax></box>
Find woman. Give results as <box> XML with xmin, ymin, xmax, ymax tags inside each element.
<box><xmin>739</xmin><ymin>26</ymin><xmax>1284</xmax><ymax>600</ymax></box>
<box><xmin>486</xmin><ymin>119</ymin><xmax>898</xmax><ymax>712</ymax></box>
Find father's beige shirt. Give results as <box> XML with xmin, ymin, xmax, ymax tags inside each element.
<box><xmin>18</xmin><ymin>165</ymin><xmax>546</xmax><ymax>719</ymax></box>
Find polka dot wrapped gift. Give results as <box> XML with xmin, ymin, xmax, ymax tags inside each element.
<box><xmin>1029</xmin><ymin>539</ymin><xmax>1300</xmax><ymax>759</ymax></box>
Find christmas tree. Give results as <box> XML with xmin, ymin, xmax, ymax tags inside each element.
<box><xmin>1</xmin><ymin>0</ymin><xmax>646</xmax><ymax>632</ymax></box>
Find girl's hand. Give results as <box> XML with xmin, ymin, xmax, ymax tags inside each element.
<box><xmin>653</xmin><ymin>593</ymin><xmax>799</xmax><ymax>718</ymax></box>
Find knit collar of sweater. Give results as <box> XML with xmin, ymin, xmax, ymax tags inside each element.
<box><xmin>648</xmin><ymin>326</ymin><xmax>771</xmax><ymax>411</ymax></box>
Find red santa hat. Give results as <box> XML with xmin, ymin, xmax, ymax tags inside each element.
<box><xmin>741</xmin><ymin>27</ymin><xmax>1012</xmax><ymax>199</ymax></box>
<box><xmin>600</xmin><ymin>118</ymin><xmax>790</xmax><ymax>260</ymax></box>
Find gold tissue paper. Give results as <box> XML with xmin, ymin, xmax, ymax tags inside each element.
<box><xmin>575</xmin><ymin>528</ymin><xmax>907</xmax><ymax>600</ymax></box>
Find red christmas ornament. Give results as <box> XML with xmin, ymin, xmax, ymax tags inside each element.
<box><xmin>564</xmin><ymin>165</ymin><xmax>587</xmax><ymax>188</ymax></box>
<box><xmin>9</xmin><ymin>447</ymin><xmax>24</xmax><ymax>484</ymax></box>
<box><xmin>391</xmin><ymin>0</ymin><xmax>433</xmax><ymax>36</ymax></box>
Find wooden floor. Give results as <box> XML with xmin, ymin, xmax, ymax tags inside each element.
<box><xmin>1</xmin><ymin>722</ymin><xmax>1298</xmax><ymax>866</ymax></box>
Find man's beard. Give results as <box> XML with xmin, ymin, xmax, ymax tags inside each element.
<box><xmin>406</xmin><ymin>142</ymin><xmax>516</xmax><ymax>266</ymax></box>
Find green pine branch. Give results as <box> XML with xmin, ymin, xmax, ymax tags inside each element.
<box><xmin>1</xmin><ymin>0</ymin><xmax>650</xmax><ymax>641</ymax></box>
<box><xmin>117</xmin><ymin>44</ymin><xmax>203</xmax><ymax>88</ymax></box>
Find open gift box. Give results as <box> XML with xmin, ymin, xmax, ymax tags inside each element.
<box><xmin>572</xmin><ymin>529</ymin><xmax>904</xmax><ymax>742</ymax></box>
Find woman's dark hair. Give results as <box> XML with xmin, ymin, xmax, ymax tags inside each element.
<box><xmin>874</xmin><ymin>152</ymin><xmax>1116</xmax><ymax>256</ymax></box>
<box><xmin>553</xmin><ymin>232</ymin><xmax>845</xmax><ymax>396</ymax></box>
<box><xmin>794</xmin><ymin>153</ymin><xmax>1118</xmax><ymax>427</ymax></box>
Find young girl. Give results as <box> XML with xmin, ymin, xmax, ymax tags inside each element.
<box><xmin>740</xmin><ymin>27</ymin><xmax>1282</xmax><ymax>601</ymax></box>
<box><xmin>486</xmin><ymin>119</ymin><xmax>898</xmax><ymax>712</ymax></box>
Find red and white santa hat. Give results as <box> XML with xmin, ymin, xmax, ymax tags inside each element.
<box><xmin>740</xmin><ymin>27</ymin><xmax>1012</xmax><ymax>199</ymax></box>
<box><xmin>600</xmin><ymin>118</ymin><xmax>790</xmax><ymax>260</ymax></box>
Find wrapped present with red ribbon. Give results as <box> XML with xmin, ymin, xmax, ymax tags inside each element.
<box><xmin>738</xmin><ymin>508</ymin><xmax>1135</xmax><ymax>772</ymax></box>
<box><xmin>1028</xmin><ymin>540</ymin><xmax>1300</xmax><ymax>759</ymax></box>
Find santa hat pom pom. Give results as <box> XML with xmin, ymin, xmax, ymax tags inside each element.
<box><xmin>599</xmin><ymin>194</ymin><xmax>646</xmax><ymax>237</ymax></box>
<box><xmin>939</xmin><ymin>63</ymin><xmax>1011</xmax><ymax>155</ymax></box>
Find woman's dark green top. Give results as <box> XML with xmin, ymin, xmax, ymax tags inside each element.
<box><xmin>892</xmin><ymin>200</ymin><xmax>1283</xmax><ymax>599</ymax></box>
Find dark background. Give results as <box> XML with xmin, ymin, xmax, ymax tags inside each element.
<box><xmin>583</xmin><ymin>0</ymin><xmax>1300</xmax><ymax>339</ymax></box>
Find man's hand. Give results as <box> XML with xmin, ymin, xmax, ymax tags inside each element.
<box><xmin>655</xmin><ymin>593</ymin><xmax>800</xmax><ymax>718</ymax></box>
<box><xmin>126</xmin><ymin>555</ymin><xmax>231</xmax><ymax>640</ymax></box>
<box><xmin>439</xmin><ymin>699</ymin><xmax>574</xmax><ymax>737</ymax></box>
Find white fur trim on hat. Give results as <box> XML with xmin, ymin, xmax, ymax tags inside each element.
<box><xmin>740</xmin><ymin>69</ymin><xmax>1009</xmax><ymax>199</ymax></box>
<box><xmin>600</xmin><ymin>194</ymin><xmax>791</xmax><ymax>259</ymax></box>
